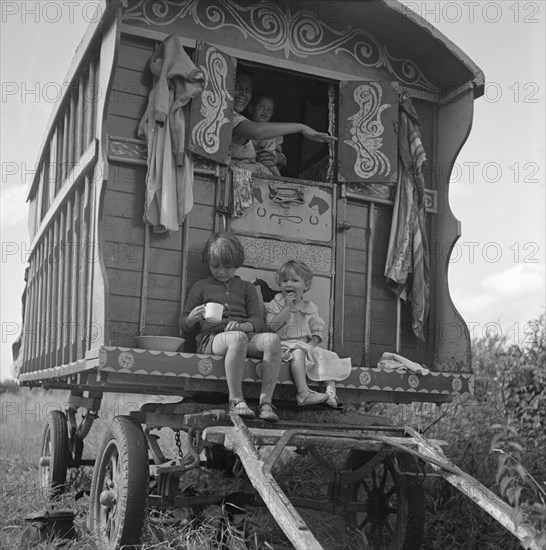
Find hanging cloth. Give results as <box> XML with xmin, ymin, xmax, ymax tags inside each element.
<box><xmin>138</xmin><ymin>35</ymin><xmax>205</xmax><ymax>232</ymax></box>
<box><xmin>384</xmin><ymin>94</ymin><xmax>430</xmax><ymax>341</ymax></box>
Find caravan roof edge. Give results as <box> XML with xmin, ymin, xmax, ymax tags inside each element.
<box><xmin>383</xmin><ymin>0</ymin><xmax>485</xmax><ymax>98</ymax></box>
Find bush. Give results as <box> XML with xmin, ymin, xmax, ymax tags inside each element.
<box><xmin>0</xmin><ymin>379</ymin><xmax>20</xmax><ymax>394</ymax></box>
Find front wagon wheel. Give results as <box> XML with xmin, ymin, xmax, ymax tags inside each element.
<box><xmin>344</xmin><ymin>451</ymin><xmax>425</xmax><ymax>550</ymax></box>
<box><xmin>39</xmin><ymin>409</ymin><xmax>69</xmax><ymax>498</ymax></box>
<box><xmin>89</xmin><ymin>416</ymin><xmax>148</xmax><ymax>549</ymax></box>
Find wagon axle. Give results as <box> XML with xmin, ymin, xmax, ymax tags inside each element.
<box><xmin>99</xmin><ymin>490</ymin><xmax>117</xmax><ymax>509</ymax></box>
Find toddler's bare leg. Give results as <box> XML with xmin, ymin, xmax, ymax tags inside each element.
<box><xmin>290</xmin><ymin>349</ymin><xmax>311</xmax><ymax>399</ymax></box>
<box><xmin>247</xmin><ymin>333</ymin><xmax>281</xmax><ymax>404</ymax></box>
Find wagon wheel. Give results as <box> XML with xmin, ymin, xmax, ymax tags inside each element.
<box><xmin>39</xmin><ymin>409</ymin><xmax>69</xmax><ymax>498</ymax></box>
<box><xmin>344</xmin><ymin>451</ymin><xmax>424</xmax><ymax>550</ymax></box>
<box><xmin>89</xmin><ymin>416</ymin><xmax>149</xmax><ymax>549</ymax></box>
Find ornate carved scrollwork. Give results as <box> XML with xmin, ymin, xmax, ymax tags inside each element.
<box><xmin>123</xmin><ymin>0</ymin><xmax>437</xmax><ymax>93</ymax></box>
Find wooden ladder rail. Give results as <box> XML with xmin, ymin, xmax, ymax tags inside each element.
<box><xmin>404</xmin><ymin>426</ymin><xmax>541</xmax><ymax>550</ymax></box>
<box><xmin>225</xmin><ymin>413</ymin><xmax>324</xmax><ymax>550</ymax></box>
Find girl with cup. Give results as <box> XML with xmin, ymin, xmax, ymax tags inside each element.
<box><xmin>180</xmin><ymin>232</ymin><xmax>282</xmax><ymax>422</ymax></box>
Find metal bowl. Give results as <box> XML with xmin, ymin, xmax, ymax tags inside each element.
<box><xmin>136</xmin><ymin>336</ymin><xmax>185</xmax><ymax>352</ymax></box>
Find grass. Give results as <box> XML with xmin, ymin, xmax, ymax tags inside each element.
<box><xmin>0</xmin><ymin>387</ymin><xmax>528</xmax><ymax>549</ymax></box>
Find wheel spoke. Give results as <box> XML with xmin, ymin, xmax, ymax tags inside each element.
<box><xmin>112</xmin><ymin>453</ymin><xmax>120</xmax><ymax>489</ymax></box>
<box><xmin>380</xmin><ymin>467</ymin><xmax>388</xmax><ymax>490</ymax></box>
<box><xmin>361</xmin><ymin>479</ymin><xmax>371</xmax><ymax>494</ymax></box>
<box><xmin>384</xmin><ymin>519</ymin><xmax>394</xmax><ymax>535</ymax></box>
<box><xmin>357</xmin><ymin>515</ymin><xmax>370</xmax><ymax>530</ymax></box>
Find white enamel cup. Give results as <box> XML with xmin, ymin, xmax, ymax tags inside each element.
<box><xmin>204</xmin><ymin>302</ymin><xmax>224</xmax><ymax>322</ymax></box>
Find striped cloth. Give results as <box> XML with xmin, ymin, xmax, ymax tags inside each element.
<box><xmin>385</xmin><ymin>94</ymin><xmax>430</xmax><ymax>341</ymax></box>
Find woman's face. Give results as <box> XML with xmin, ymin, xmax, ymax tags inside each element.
<box><xmin>234</xmin><ymin>73</ymin><xmax>253</xmax><ymax>113</ymax></box>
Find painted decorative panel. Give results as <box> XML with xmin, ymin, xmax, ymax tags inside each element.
<box><xmin>187</xmin><ymin>41</ymin><xmax>236</xmax><ymax>164</ymax></box>
<box><xmin>230</xmin><ymin>179</ymin><xmax>333</xmax><ymax>242</ymax></box>
<box><xmin>237</xmin><ymin>236</ymin><xmax>333</xmax><ymax>276</ymax></box>
<box><xmin>338</xmin><ymin>81</ymin><xmax>398</xmax><ymax>184</ymax></box>
<box><xmin>345</xmin><ymin>182</ymin><xmax>437</xmax><ymax>213</ymax></box>
<box><xmin>122</xmin><ymin>0</ymin><xmax>437</xmax><ymax>94</ymax></box>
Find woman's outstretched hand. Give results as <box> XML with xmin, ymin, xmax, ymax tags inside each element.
<box><xmin>301</xmin><ymin>126</ymin><xmax>337</xmax><ymax>144</ymax></box>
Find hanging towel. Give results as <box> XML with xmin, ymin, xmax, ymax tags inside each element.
<box><xmin>139</xmin><ymin>35</ymin><xmax>205</xmax><ymax>232</ymax></box>
<box><xmin>384</xmin><ymin>94</ymin><xmax>430</xmax><ymax>340</ymax></box>
<box><xmin>231</xmin><ymin>166</ymin><xmax>254</xmax><ymax>218</ymax></box>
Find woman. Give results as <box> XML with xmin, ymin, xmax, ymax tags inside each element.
<box><xmin>231</xmin><ymin>69</ymin><xmax>335</xmax><ymax>175</ymax></box>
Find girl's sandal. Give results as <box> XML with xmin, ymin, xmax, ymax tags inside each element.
<box><xmin>229</xmin><ymin>399</ymin><xmax>256</xmax><ymax>419</ymax></box>
<box><xmin>325</xmin><ymin>392</ymin><xmax>340</xmax><ymax>409</ymax></box>
<box><xmin>258</xmin><ymin>402</ymin><xmax>279</xmax><ymax>423</ymax></box>
<box><xmin>297</xmin><ymin>390</ymin><xmax>329</xmax><ymax>406</ymax></box>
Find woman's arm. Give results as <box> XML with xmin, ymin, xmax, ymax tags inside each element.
<box><xmin>234</xmin><ymin>120</ymin><xmax>336</xmax><ymax>144</ymax></box>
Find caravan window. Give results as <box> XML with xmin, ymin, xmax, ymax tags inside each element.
<box><xmin>241</xmin><ymin>65</ymin><xmax>331</xmax><ymax>181</ymax></box>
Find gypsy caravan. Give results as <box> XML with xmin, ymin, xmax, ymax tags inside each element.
<box><xmin>16</xmin><ymin>1</ymin><xmax>538</xmax><ymax>548</ymax></box>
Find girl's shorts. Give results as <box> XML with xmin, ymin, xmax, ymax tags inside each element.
<box><xmin>197</xmin><ymin>331</ymin><xmax>278</xmax><ymax>354</ymax></box>
<box><xmin>197</xmin><ymin>331</ymin><xmax>259</xmax><ymax>354</ymax></box>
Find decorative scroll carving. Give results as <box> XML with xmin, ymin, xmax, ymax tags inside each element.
<box><xmin>123</xmin><ymin>0</ymin><xmax>437</xmax><ymax>92</ymax></box>
<box><xmin>344</xmin><ymin>82</ymin><xmax>392</xmax><ymax>180</ymax></box>
<box><xmin>107</xmin><ymin>135</ymin><xmax>217</xmax><ymax>174</ymax></box>
<box><xmin>191</xmin><ymin>47</ymin><xmax>233</xmax><ymax>155</ymax></box>
<box><xmin>108</xmin><ymin>138</ymin><xmax>147</xmax><ymax>161</ymax></box>
<box><xmin>345</xmin><ymin>182</ymin><xmax>437</xmax><ymax>213</ymax></box>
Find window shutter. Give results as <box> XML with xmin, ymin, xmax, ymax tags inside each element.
<box><xmin>337</xmin><ymin>81</ymin><xmax>398</xmax><ymax>183</ymax></box>
<box><xmin>187</xmin><ymin>41</ymin><xmax>236</xmax><ymax>164</ymax></box>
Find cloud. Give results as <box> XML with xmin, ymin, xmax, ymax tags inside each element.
<box><xmin>482</xmin><ymin>264</ymin><xmax>545</xmax><ymax>296</ymax></box>
<box><xmin>452</xmin><ymin>263</ymin><xmax>545</xmax><ymax>344</ymax></box>
<box><xmin>0</xmin><ymin>185</ymin><xmax>28</xmax><ymax>230</ymax></box>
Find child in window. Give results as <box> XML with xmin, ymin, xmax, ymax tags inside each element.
<box><xmin>265</xmin><ymin>260</ymin><xmax>350</xmax><ymax>408</ymax></box>
<box><xmin>231</xmin><ymin>69</ymin><xmax>335</xmax><ymax>175</ymax></box>
<box><xmin>180</xmin><ymin>232</ymin><xmax>282</xmax><ymax>422</ymax></box>
<box><xmin>248</xmin><ymin>94</ymin><xmax>286</xmax><ymax>176</ymax></box>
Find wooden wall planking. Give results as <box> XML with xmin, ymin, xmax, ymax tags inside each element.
<box><xmin>108</xmin><ymin>115</ymin><xmax>141</xmax><ymax>140</ymax></box>
<box><xmin>101</xmin><ymin>164</ymin><xmax>216</xmax><ymax>346</ymax></box>
<box><xmin>109</xmin><ymin>91</ymin><xmax>148</xmax><ymax>121</ymax></box>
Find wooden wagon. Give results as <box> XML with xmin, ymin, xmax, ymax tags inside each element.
<box><xmin>14</xmin><ymin>0</ymin><xmax>539</xmax><ymax>548</ymax></box>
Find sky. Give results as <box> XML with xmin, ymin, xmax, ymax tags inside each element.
<box><xmin>1</xmin><ymin>1</ymin><xmax>545</xmax><ymax>380</ymax></box>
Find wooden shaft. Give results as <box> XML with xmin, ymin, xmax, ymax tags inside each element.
<box><xmin>225</xmin><ymin>414</ymin><xmax>324</xmax><ymax>550</ymax></box>
<box><xmin>405</xmin><ymin>427</ymin><xmax>541</xmax><ymax>549</ymax></box>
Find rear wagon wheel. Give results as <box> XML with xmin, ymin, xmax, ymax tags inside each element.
<box><xmin>344</xmin><ymin>451</ymin><xmax>425</xmax><ymax>550</ymax></box>
<box><xmin>89</xmin><ymin>416</ymin><xmax>149</xmax><ymax>549</ymax></box>
<box><xmin>39</xmin><ymin>409</ymin><xmax>69</xmax><ymax>498</ymax></box>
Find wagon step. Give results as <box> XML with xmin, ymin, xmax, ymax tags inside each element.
<box><xmin>203</xmin><ymin>424</ymin><xmax>447</xmax><ymax>452</ymax></box>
